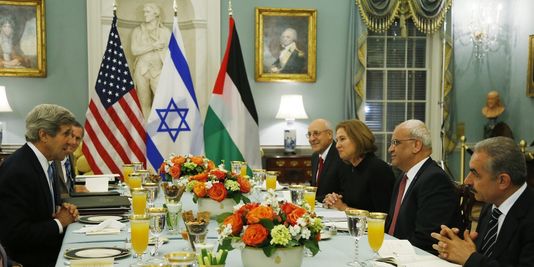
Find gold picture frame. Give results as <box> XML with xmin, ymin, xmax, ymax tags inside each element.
<box><xmin>528</xmin><ymin>35</ymin><xmax>534</xmax><ymax>97</ymax></box>
<box><xmin>255</xmin><ymin>7</ymin><xmax>316</xmax><ymax>82</ymax></box>
<box><xmin>0</xmin><ymin>0</ymin><xmax>46</xmax><ymax>77</ymax></box>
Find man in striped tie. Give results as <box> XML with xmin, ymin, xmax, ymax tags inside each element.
<box><xmin>54</xmin><ymin>120</ymin><xmax>86</xmax><ymax>199</ymax></box>
<box><xmin>431</xmin><ymin>137</ymin><xmax>534</xmax><ymax>266</ymax></box>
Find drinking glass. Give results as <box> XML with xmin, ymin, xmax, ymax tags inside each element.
<box><xmin>231</xmin><ymin>161</ymin><xmax>243</xmax><ymax>174</ymax></box>
<box><xmin>289</xmin><ymin>184</ymin><xmax>305</xmax><ymax>205</ymax></box>
<box><xmin>185</xmin><ymin>221</ymin><xmax>209</xmax><ymax>252</ymax></box>
<box><xmin>122</xmin><ymin>164</ymin><xmax>134</xmax><ymax>187</ymax></box>
<box><xmin>165</xmin><ymin>201</ymin><xmax>182</xmax><ymax>234</ymax></box>
<box><xmin>251</xmin><ymin>169</ymin><xmax>266</xmax><ymax>201</ymax></box>
<box><xmin>345</xmin><ymin>208</ymin><xmax>369</xmax><ymax>266</ymax></box>
<box><xmin>304</xmin><ymin>186</ymin><xmax>317</xmax><ymax>212</ymax></box>
<box><xmin>137</xmin><ymin>169</ymin><xmax>150</xmax><ymax>183</ymax></box>
<box><xmin>265</xmin><ymin>171</ymin><xmax>278</xmax><ymax>191</ymax></box>
<box><xmin>129</xmin><ymin>173</ymin><xmax>143</xmax><ymax>189</ymax></box>
<box><xmin>367</xmin><ymin>212</ymin><xmax>387</xmax><ymax>263</ymax></box>
<box><xmin>131</xmin><ymin>188</ymin><xmax>148</xmax><ymax>215</ymax></box>
<box><xmin>132</xmin><ymin>161</ymin><xmax>144</xmax><ymax>171</ymax></box>
<box><xmin>147</xmin><ymin>207</ymin><xmax>167</xmax><ymax>256</ymax></box>
<box><xmin>130</xmin><ymin>215</ymin><xmax>150</xmax><ymax>266</ymax></box>
<box><xmin>143</xmin><ymin>182</ymin><xmax>159</xmax><ymax>208</ymax></box>
<box><xmin>240</xmin><ymin>161</ymin><xmax>248</xmax><ymax>176</ymax></box>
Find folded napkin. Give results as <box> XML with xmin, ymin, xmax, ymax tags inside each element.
<box><xmin>73</xmin><ymin>219</ymin><xmax>125</xmax><ymax>235</ymax></box>
<box><xmin>70</xmin><ymin>257</ymin><xmax>114</xmax><ymax>267</ymax></box>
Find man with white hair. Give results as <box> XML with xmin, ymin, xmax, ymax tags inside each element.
<box><xmin>386</xmin><ymin>119</ymin><xmax>460</xmax><ymax>254</ymax></box>
<box><xmin>270</xmin><ymin>27</ymin><xmax>306</xmax><ymax>74</ymax></box>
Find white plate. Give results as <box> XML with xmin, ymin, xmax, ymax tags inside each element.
<box><xmin>79</xmin><ymin>215</ymin><xmax>128</xmax><ymax>224</ymax></box>
<box><xmin>64</xmin><ymin>247</ymin><xmax>130</xmax><ymax>259</ymax></box>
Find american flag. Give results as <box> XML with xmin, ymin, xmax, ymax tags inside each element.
<box><xmin>82</xmin><ymin>15</ymin><xmax>146</xmax><ymax>178</ymax></box>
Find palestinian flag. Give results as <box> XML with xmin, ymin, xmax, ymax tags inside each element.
<box><xmin>204</xmin><ymin>16</ymin><xmax>261</xmax><ymax>170</ymax></box>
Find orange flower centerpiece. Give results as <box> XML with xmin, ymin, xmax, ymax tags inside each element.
<box><xmin>159</xmin><ymin>154</ymin><xmax>215</xmax><ymax>182</ymax></box>
<box><xmin>217</xmin><ymin>192</ymin><xmax>323</xmax><ymax>267</ymax></box>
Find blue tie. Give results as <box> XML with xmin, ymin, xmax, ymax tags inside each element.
<box><xmin>480</xmin><ymin>208</ymin><xmax>502</xmax><ymax>257</ymax></box>
<box><xmin>47</xmin><ymin>164</ymin><xmax>56</xmax><ymax>212</ymax></box>
<box><xmin>65</xmin><ymin>158</ymin><xmax>73</xmax><ymax>192</ymax></box>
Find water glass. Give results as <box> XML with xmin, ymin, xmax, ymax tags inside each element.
<box><xmin>289</xmin><ymin>185</ymin><xmax>305</xmax><ymax>205</ymax></box>
<box><xmin>143</xmin><ymin>182</ymin><xmax>159</xmax><ymax>208</ymax></box>
<box><xmin>345</xmin><ymin>208</ymin><xmax>369</xmax><ymax>266</ymax></box>
<box><xmin>231</xmin><ymin>161</ymin><xmax>243</xmax><ymax>174</ymax></box>
<box><xmin>147</xmin><ymin>207</ymin><xmax>167</xmax><ymax>256</ymax></box>
<box><xmin>132</xmin><ymin>161</ymin><xmax>144</xmax><ymax>171</ymax></box>
<box><xmin>185</xmin><ymin>221</ymin><xmax>208</xmax><ymax>252</ymax></box>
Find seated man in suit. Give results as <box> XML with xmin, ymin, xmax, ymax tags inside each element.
<box><xmin>307</xmin><ymin>118</ymin><xmax>348</xmax><ymax>202</ymax></box>
<box><xmin>0</xmin><ymin>104</ymin><xmax>79</xmax><ymax>267</ymax></box>
<box><xmin>432</xmin><ymin>137</ymin><xmax>534</xmax><ymax>266</ymax></box>
<box><xmin>54</xmin><ymin>120</ymin><xmax>87</xmax><ymax>199</ymax></box>
<box><xmin>386</xmin><ymin>119</ymin><xmax>459</xmax><ymax>253</ymax></box>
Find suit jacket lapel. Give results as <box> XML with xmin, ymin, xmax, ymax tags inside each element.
<box><xmin>401</xmin><ymin>158</ymin><xmax>433</xmax><ymax>204</ymax></box>
<box><xmin>491</xmin><ymin>189</ymin><xmax>529</xmax><ymax>258</ymax></box>
<box><xmin>475</xmin><ymin>204</ymin><xmax>492</xmax><ymax>249</ymax></box>
<box><xmin>24</xmin><ymin>144</ymin><xmax>55</xmax><ymax>215</ymax></box>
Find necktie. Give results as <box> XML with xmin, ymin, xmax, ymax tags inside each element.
<box><xmin>480</xmin><ymin>208</ymin><xmax>502</xmax><ymax>257</ymax></box>
<box><xmin>316</xmin><ymin>156</ymin><xmax>324</xmax><ymax>185</ymax></box>
<box><xmin>388</xmin><ymin>174</ymin><xmax>408</xmax><ymax>235</ymax></box>
<box><xmin>47</xmin><ymin>164</ymin><xmax>56</xmax><ymax>212</ymax></box>
<box><xmin>65</xmin><ymin>158</ymin><xmax>73</xmax><ymax>192</ymax></box>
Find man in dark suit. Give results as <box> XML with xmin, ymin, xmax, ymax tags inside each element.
<box><xmin>432</xmin><ymin>137</ymin><xmax>534</xmax><ymax>266</ymax></box>
<box><xmin>307</xmin><ymin>118</ymin><xmax>348</xmax><ymax>202</ymax></box>
<box><xmin>54</xmin><ymin>121</ymin><xmax>85</xmax><ymax>199</ymax></box>
<box><xmin>0</xmin><ymin>104</ymin><xmax>79</xmax><ymax>267</ymax></box>
<box><xmin>386</xmin><ymin>119</ymin><xmax>459</xmax><ymax>253</ymax></box>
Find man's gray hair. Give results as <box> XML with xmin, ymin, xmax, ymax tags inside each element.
<box><xmin>283</xmin><ymin>28</ymin><xmax>298</xmax><ymax>42</ymax></box>
<box><xmin>25</xmin><ymin>104</ymin><xmax>76</xmax><ymax>142</ymax></box>
<box><xmin>401</xmin><ymin>119</ymin><xmax>432</xmax><ymax>148</ymax></box>
<box><xmin>474</xmin><ymin>136</ymin><xmax>526</xmax><ymax>185</ymax></box>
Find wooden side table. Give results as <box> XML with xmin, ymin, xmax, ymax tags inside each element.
<box><xmin>263</xmin><ymin>154</ymin><xmax>312</xmax><ymax>184</ymax></box>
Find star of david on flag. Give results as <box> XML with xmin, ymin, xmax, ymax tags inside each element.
<box><xmin>146</xmin><ymin>16</ymin><xmax>204</xmax><ymax>172</ymax></box>
<box><xmin>156</xmin><ymin>98</ymin><xmax>191</xmax><ymax>142</ymax></box>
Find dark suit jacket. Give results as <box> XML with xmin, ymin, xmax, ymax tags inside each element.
<box><xmin>272</xmin><ymin>49</ymin><xmax>306</xmax><ymax>74</ymax></box>
<box><xmin>311</xmin><ymin>142</ymin><xmax>349</xmax><ymax>202</ymax></box>
<box><xmin>0</xmin><ymin>144</ymin><xmax>64</xmax><ymax>267</ymax></box>
<box><xmin>339</xmin><ymin>153</ymin><xmax>395</xmax><ymax>213</ymax></box>
<box><xmin>385</xmin><ymin>158</ymin><xmax>460</xmax><ymax>254</ymax></box>
<box><xmin>53</xmin><ymin>154</ymin><xmax>76</xmax><ymax>199</ymax></box>
<box><xmin>465</xmin><ymin>186</ymin><xmax>534</xmax><ymax>267</ymax></box>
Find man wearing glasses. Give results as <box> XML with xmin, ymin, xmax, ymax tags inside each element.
<box><xmin>386</xmin><ymin>119</ymin><xmax>459</xmax><ymax>254</ymax></box>
<box><xmin>307</xmin><ymin>118</ymin><xmax>348</xmax><ymax>202</ymax></box>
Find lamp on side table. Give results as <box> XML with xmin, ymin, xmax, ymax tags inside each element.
<box><xmin>275</xmin><ymin>95</ymin><xmax>308</xmax><ymax>154</ymax></box>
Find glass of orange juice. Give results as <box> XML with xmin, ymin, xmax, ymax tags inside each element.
<box><xmin>265</xmin><ymin>171</ymin><xmax>278</xmax><ymax>191</ymax></box>
<box><xmin>130</xmin><ymin>214</ymin><xmax>150</xmax><ymax>266</ymax></box>
<box><xmin>304</xmin><ymin>186</ymin><xmax>317</xmax><ymax>212</ymax></box>
<box><xmin>129</xmin><ymin>173</ymin><xmax>143</xmax><ymax>189</ymax></box>
<box><xmin>131</xmin><ymin>188</ymin><xmax>147</xmax><ymax>215</ymax></box>
<box><xmin>122</xmin><ymin>164</ymin><xmax>134</xmax><ymax>186</ymax></box>
<box><xmin>367</xmin><ymin>212</ymin><xmax>387</xmax><ymax>263</ymax></box>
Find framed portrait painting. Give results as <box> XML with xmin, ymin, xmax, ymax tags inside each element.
<box><xmin>255</xmin><ymin>7</ymin><xmax>316</xmax><ymax>82</ymax></box>
<box><xmin>0</xmin><ymin>0</ymin><xmax>46</xmax><ymax>77</ymax></box>
<box><xmin>528</xmin><ymin>35</ymin><xmax>534</xmax><ymax>97</ymax></box>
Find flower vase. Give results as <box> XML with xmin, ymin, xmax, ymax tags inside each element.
<box><xmin>197</xmin><ymin>198</ymin><xmax>236</xmax><ymax>218</ymax></box>
<box><xmin>241</xmin><ymin>246</ymin><xmax>304</xmax><ymax>267</ymax></box>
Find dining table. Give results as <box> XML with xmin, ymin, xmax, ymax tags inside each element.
<box><xmin>55</xmin><ymin>188</ymin><xmax>457</xmax><ymax>267</ymax></box>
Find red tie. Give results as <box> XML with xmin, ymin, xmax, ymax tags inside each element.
<box><xmin>316</xmin><ymin>156</ymin><xmax>324</xmax><ymax>185</ymax></box>
<box><xmin>388</xmin><ymin>175</ymin><xmax>408</xmax><ymax>235</ymax></box>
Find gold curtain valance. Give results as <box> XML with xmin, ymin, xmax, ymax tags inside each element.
<box><xmin>355</xmin><ymin>0</ymin><xmax>452</xmax><ymax>35</ymax></box>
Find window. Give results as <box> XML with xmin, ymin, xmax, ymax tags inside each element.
<box><xmin>363</xmin><ymin>20</ymin><xmax>431</xmax><ymax>161</ymax></box>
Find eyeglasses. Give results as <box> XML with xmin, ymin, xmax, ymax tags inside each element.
<box><xmin>305</xmin><ymin>129</ymin><xmax>329</xmax><ymax>138</ymax></box>
<box><xmin>390</xmin><ymin>138</ymin><xmax>416</xmax><ymax>146</ymax></box>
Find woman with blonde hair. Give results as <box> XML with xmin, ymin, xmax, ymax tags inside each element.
<box><xmin>323</xmin><ymin>119</ymin><xmax>395</xmax><ymax>213</ymax></box>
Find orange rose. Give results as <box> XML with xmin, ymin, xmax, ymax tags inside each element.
<box><xmin>207</xmin><ymin>183</ymin><xmax>228</xmax><ymax>202</ymax></box>
<box><xmin>191</xmin><ymin>172</ymin><xmax>208</xmax><ymax>182</ymax></box>
<box><xmin>246</xmin><ymin>206</ymin><xmax>274</xmax><ymax>224</ymax></box>
<box><xmin>207</xmin><ymin>160</ymin><xmax>216</xmax><ymax>171</ymax></box>
<box><xmin>237</xmin><ymin>176</ymin><xmax>251</xmax><ymax>193</ymax></box>
<box><xmin>193</xmin><ymin>182</ymin><xmax>207</xmax><ymax>197</ymax></box>
<box><xmin>210</xmin><ymin>169</ymin><xmax>227</xmax><ymax>180</ymax></box>
<box><xmin>237</xmin><ymin>203</ymin><xmax>260</xmax><ymax>217</ymax></box>
<box><xmin>191</xmin><ymin>156</ymin><xmax>204</xmax><ymax>165</ymax></box>
<box><xmin>242</xmin><ymin>224</ymin><xmax>268</xmax><ymax>246</ymax></box>
<box><xmin>222</xmin><ymin>213</ymin><xmax>243</xmax><ymax>235</ymax></box>
<box><xmin>171</xmin><ymin>156</ymin><xmax>186</xmax><ymax>165</ymax></box>
<box><xmin>280</xmin><ymin>202</ymin><xmax>299</xmax><ymax>216</ymax></box>
<box><xmin>286</xmin><ymin>207</ymin><xmax>307</xmax><ymax>225</ymax></box>
<box><xmin>159</xmin><ymin>163</ymin><xmax>166</xmax><ymax>174</ymax></box>
<box><xmin>169</xmin><ymin>165</ymin><xmax>181</xmax><ymax>178</ymax></box>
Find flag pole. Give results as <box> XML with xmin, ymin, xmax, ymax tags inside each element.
<box><xmin>113</xmin><ymin>0</ymin><xmax>116</xmax><ymax>16</ymax></box>
<box><xmin>173</xmin><ymin>0</ymin><xmax>177</xmax><ymax>18</ymax></box>
<box><xmin>228</xmin><ymin>0</ymin><xmax>233</xmax><ymax>16</ymax></box>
